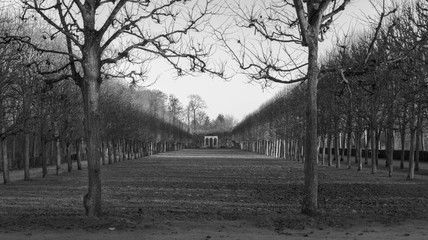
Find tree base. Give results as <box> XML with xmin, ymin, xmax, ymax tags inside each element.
<box><xmin>83</xmin><ymin>193</ymin><xmax>101</xmax><ymax>217</ymax></box>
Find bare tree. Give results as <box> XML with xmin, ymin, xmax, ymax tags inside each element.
<box><xmin>7</xmin><ymin>0</ymin><xmax>221</xmax><ymax>217</ymax></box>
<box><xmin>187</xmin><ymin>94</ymin><xmax>207</xmax><ymax>134</ymax></box>
<box><xmin>218</xmin><ymin>0</ymin><xmax>351</xmax><ymax>215</ymax></box>
<box><xmin>167</xmin><ymin>94</ymin><xmax>183</xmax><ymax>126</ymax></box>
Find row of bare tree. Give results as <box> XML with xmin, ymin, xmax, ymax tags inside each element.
<box><xmin>232</xmin><ymin>1</ymin><xmax>428</xmax><ymax>182</ymax></box>
<box><xmin>0</xmin><ymin>19</ymin><xmax>192</xmax><ymax>184</ymax></box>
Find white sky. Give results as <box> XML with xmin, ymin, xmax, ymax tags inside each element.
<box><xmin>143</xmin><ymin>0</ymin><xmax>385</xmax><ymax>122</ymax></box>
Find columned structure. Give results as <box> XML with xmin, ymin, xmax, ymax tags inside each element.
<box><xmin>204</xmin><ymin>135</ymin><xmax>218</xmax><ymax>148</ymax></box>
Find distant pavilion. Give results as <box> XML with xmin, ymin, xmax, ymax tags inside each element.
<box><xmin>203</xmin><ymin>135</ymin><xmax>218</xmax><ymax>148</ymax></box>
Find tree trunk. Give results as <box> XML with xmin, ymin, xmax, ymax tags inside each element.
<box><xmin>31</xmin><ymin>133</ymin><xmax>37</xmax><ymax>167</ymax></box>
<box><xmin>334</xmin><ymin>130</ymin><xmax>340</xmax><ymax>169</ymax></box>
<box><xmin>408</xmin><ymin>127</ymin><xmax>416</xmax><ymax>180</ymax></box>
<box><xmin>346</xmin><ymin>131</ymin><xmax>352</xmax><ymax>169</ymax></box>
<box><xmin>375</xmin><ymin>129</ymin><xmax>381</xmax><ymax>167</ymax></box>
<box><xmin>340</xmin><ymin>132</ymin><xmax>346</xmax><ymax>164</ymax></box>
<box><xmin>24</xmin><ymin>133</ymin><xmax>31</xmax><ymax>181</ymax></box>
<box><xmin>386</xmin><ymin>128</ymin><xmax>394</xmax><ymax>177</ymax></box>
<box><xmin>76</xmin><ymin>140</ymin><xmax>82</xmax><ymax>170</ymax></box>
<box><xmin>356</xmin><ymin>131</ymin><xmax>363</xmax><ymax>171</ymax></box>
<box><xmin>400</xmin><ymin>126</ymin><xmax>405</xmax><ymax>169</ymax></box>
<box><xmin>108</xmin><ymin>140</ymin><xmax>113</xmax><ymax>164</ymax></box>
<box><xmin>327</xmin><ymin>133</ymin><xmax>332</xmax><ymax>166</ymax></box>
<box><xmin>113</xmin><ymin>140</ymin><xmax>118</xmax><ymax>163</ymax></box>
<box><xmin>415</xmin><ymin>119</ymin><xmax>421</xmax><ymax>172</ymax></box>
<box><xmin>81</xmin><ymin>71</ymin><xmax>102</xmax><ymax>217</ymax></box>
<box><xmin>66</xmin><ymin>142</ymin><xmax>72</xmax><ymax>172</ymax></box>
<box><xmin>122</xmin><ymin>141</ymin><xmax>126</xmax><ymax>159</ymax></box>
<box><xmin>55</xmin><ymin>122</ymin><xmax>61</xmax><ymax>175</ymax></box>
<box><xmin>320</xmin><ymin>135</ymin><xmax>326</xmax><ymax>166</ymax></box>
<box><xmin>364</xmin><ymin>130</ymin><xmax>369</xmax><ymax>165</ymax></box>
<box><xmin>23</xmin><ymin>87</ymin><xmax>32</xmax><ymax>179</ymax></box>
<box><xmin>122</xmin><ymin>139</ymin><xmax>127</xmax><ymax>160</ymax></box>
<box><xmin>370</xmin><ymin>127</ymin><xmax>376</xmax><ymax>174</ymax></box>
<box><xmin>101</xmin><ymin>141</ymin><xmax>106</xmax><ymax>165</ymax></box>
<box><xmin>302</xmin><ymin>28</ymin><xmax>319</xmax><ymax>215</ymax></box>
<box><xmin>407</xmin><ymin>101</ymin><xmax>417</xmax><ymax>180</ymax></box>
<box><xmin>1</xmin><ymin>136</ymin><xmax>10</xmax><ymax>184</ymax></box>
<box><xmin>41</xmin><ymin>139</ymin><xmax>47</xmax><ymax>178</ymax></box>
<box><xmin>11</xmin><ymin>135</ymin><xmax>16</xmax><ymax>169</ymax></box>
<box><xmin>50</xmin><ymin>139</ymin><xmax>55</xmax><ymax>166</ymax></box>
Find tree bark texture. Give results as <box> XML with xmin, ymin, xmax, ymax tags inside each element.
<box><xmin>81</xmin><ymin>40</ymin><xmax>103</xmax><ymax>216</ymax></box>
<box><xmin>82</xmin><ymin>78</ymin><xmax>102</xmax><ymax>217</ymax></box>
<box><xmin>302</xmin><ymin>26</ymin><xmax>319</xmax><ymax>215</ymax></box>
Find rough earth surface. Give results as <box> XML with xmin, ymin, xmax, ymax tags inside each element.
<box><xmin>0</xmin><ymin>149</ymin><xmax>427</xmax><ymax>239</ymax></box>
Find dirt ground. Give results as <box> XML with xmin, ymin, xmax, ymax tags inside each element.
<box><xmin>0</xmin><ymin>149</ymin><xmax>428</xmax><ymax>239</ymax></box>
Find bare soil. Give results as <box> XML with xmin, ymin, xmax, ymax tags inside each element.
<box><xmin>0</xmin><ymin>149</ymin><xmax>427</xmax><ymax>239</ymax></box>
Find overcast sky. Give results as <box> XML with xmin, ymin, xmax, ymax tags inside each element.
<box><xmin>144</xmin><ymin>0</ymin><xmax>382</xmax><ymax>122</ymax></box>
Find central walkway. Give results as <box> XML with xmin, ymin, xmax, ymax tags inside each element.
<box><xmin>103</xmin><ymin>148</ymin><xmax>303</xmax><ymax>222</ymax></box>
